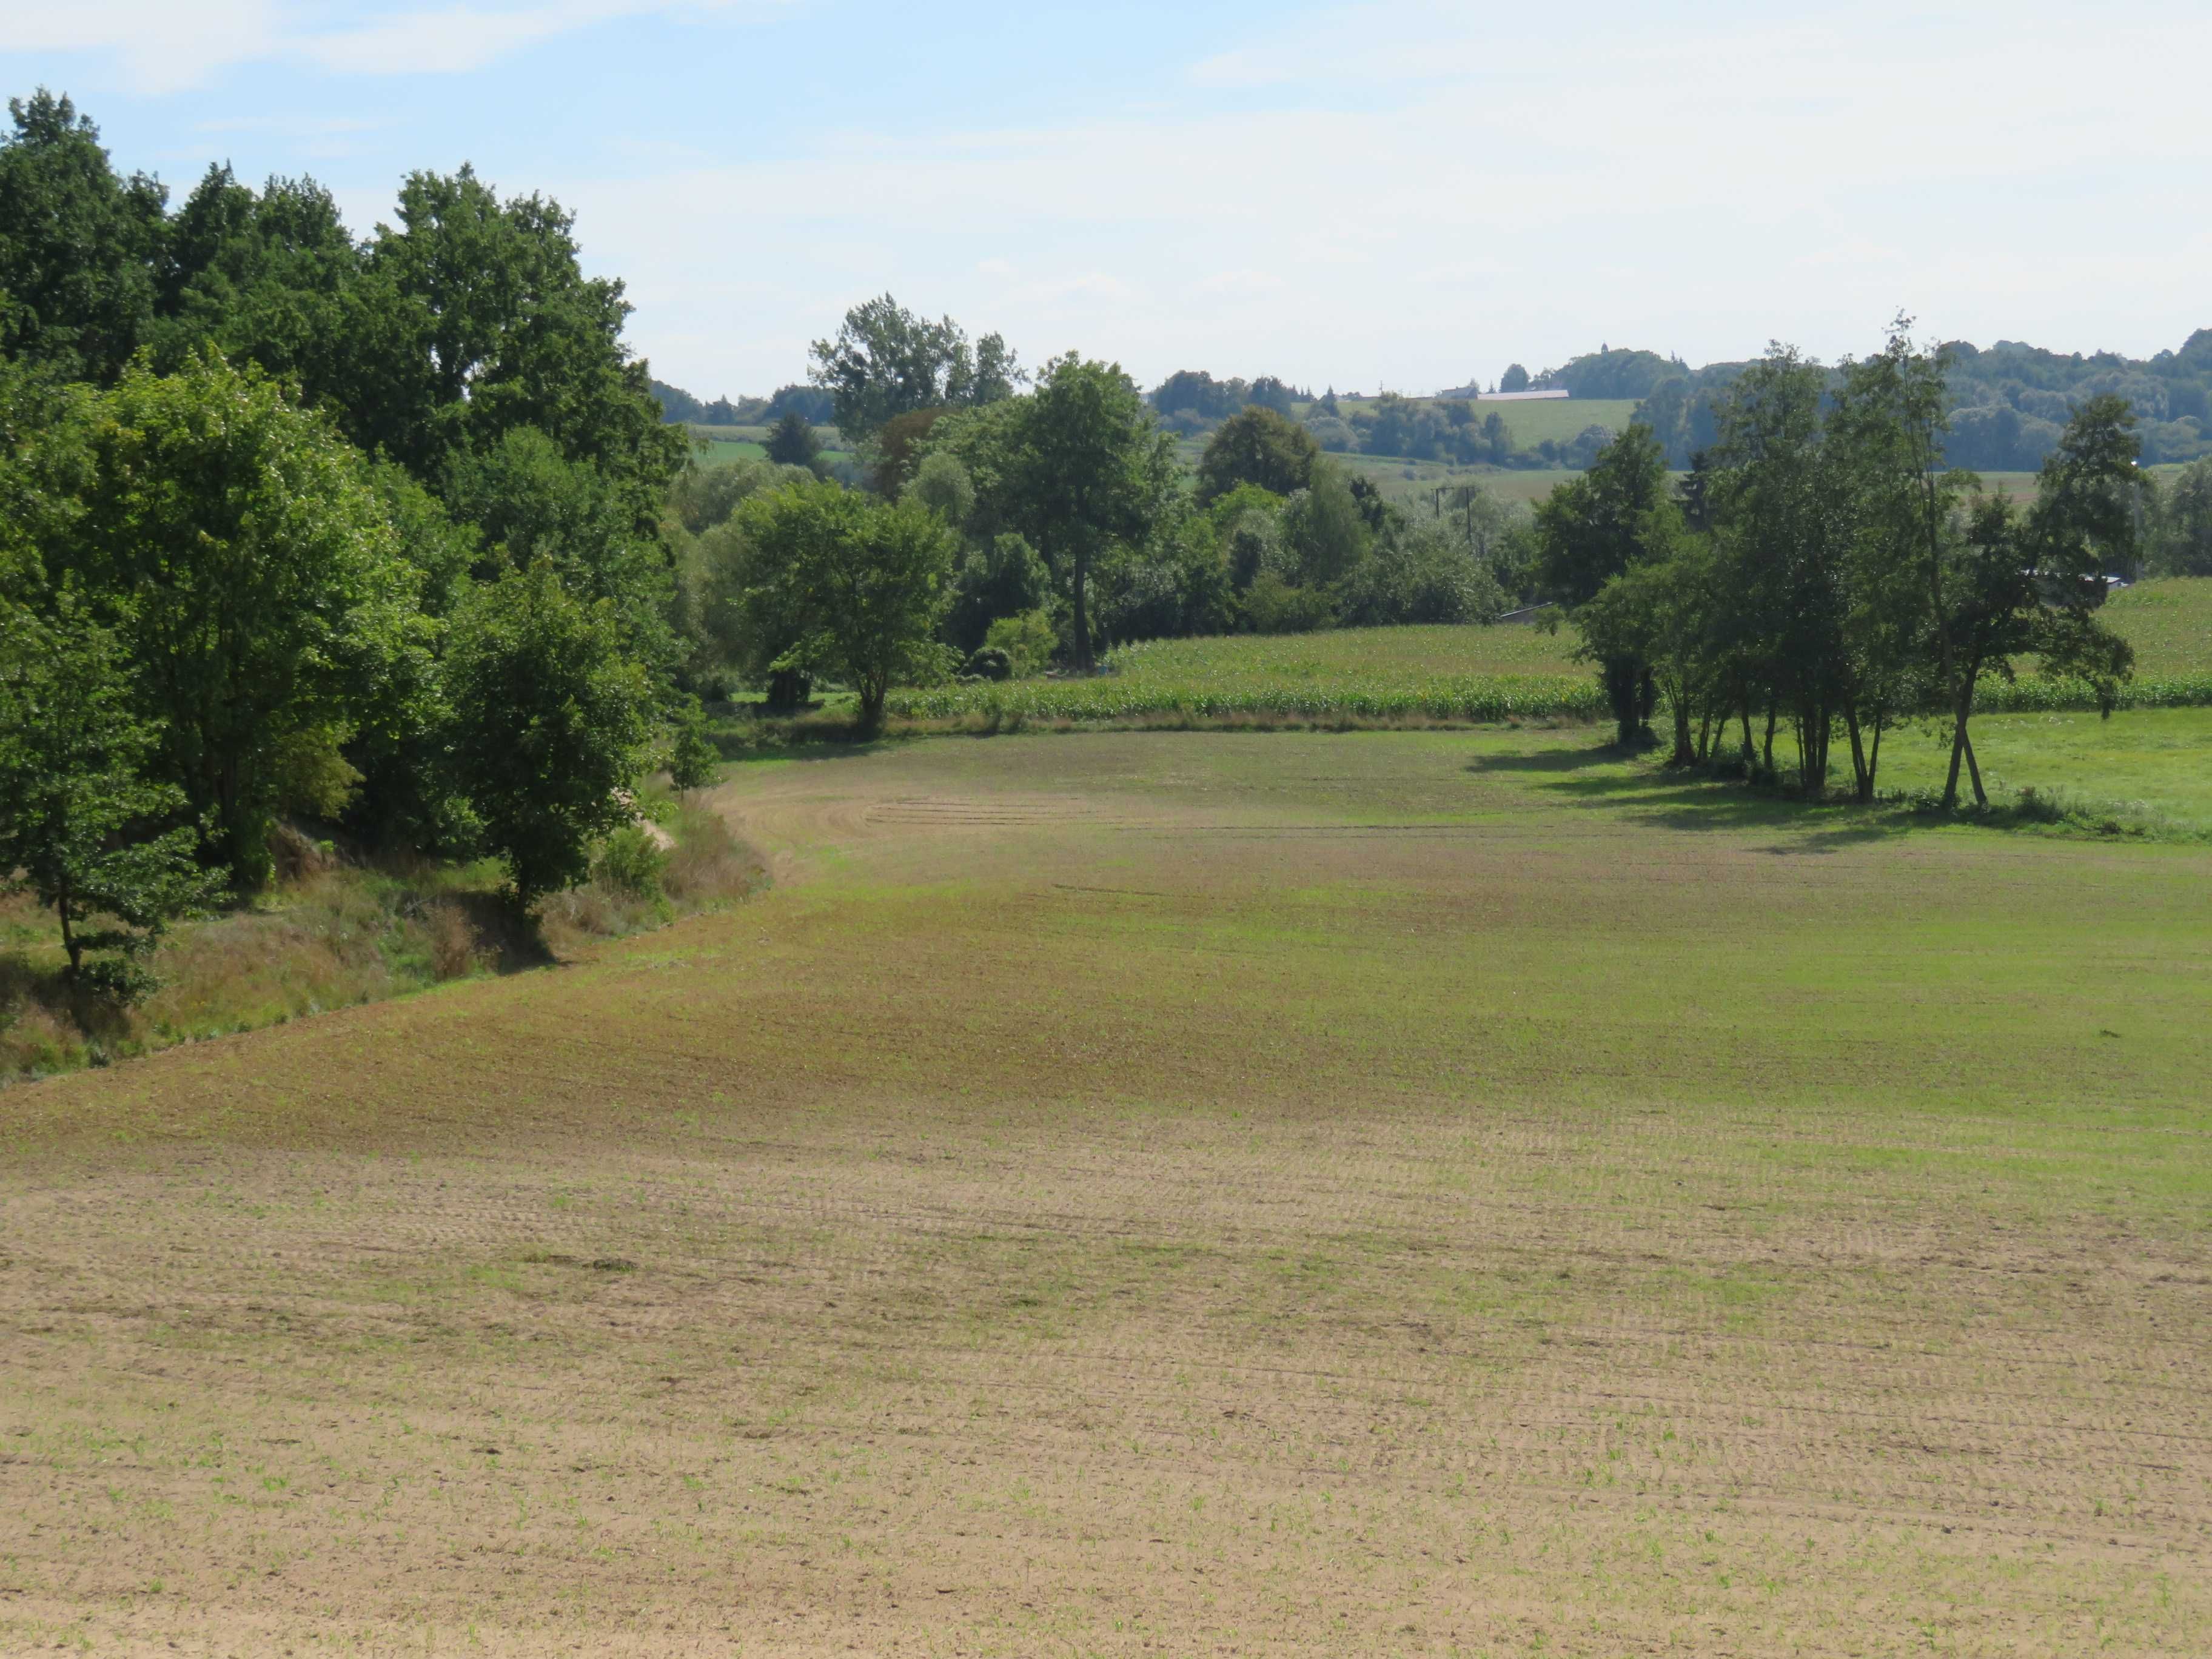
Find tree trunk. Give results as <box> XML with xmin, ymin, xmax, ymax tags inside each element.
<box><xmin>57</xmin><ymin>877</ymin><xmax>81</xmax><ymax>982</ymax></box>
<box><xmin>1761</xmin><ymin>699</ymin><xmax>1777</xmax><ymax>777</ymax></box>
<box><xmin>1962</xmin><ymin>727</ymin><xmax>1987</xmax><ymax>807</ymax></box>
<box><xmin>1942</xmin><ymin>674</ymin><xmax>1980</xmax><ymax>809</ymax></box>
<box><xmin>1845</xmin><ymin>703</ymin><xmax>1869</xmax><ymax>803</ymax></box>
<box><xmin>1071</xmin><ymin>555</ymin><xmax>1092</xmax><ymax>672</ymax></box>
<box><xmin>1602</xmin><ymin>658</ymin><xmax>1641</xmax><ymax>746</ymax></box>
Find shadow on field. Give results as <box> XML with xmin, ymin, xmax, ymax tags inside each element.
<box><xmin>1472</xmin><ymin>743</ymin><xmax>1914</xmax><ymax>847</ymax></box>
<box><xmin>1464</xmin><ymin>745</ymin><xmax>1625</xmax><ymax>776</ymax></box>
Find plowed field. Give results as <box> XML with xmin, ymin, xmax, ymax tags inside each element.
<box><xmin>5</xmin><ymin>731</ymin><xmax>2208</xmax><ymax>1656</ymax></box>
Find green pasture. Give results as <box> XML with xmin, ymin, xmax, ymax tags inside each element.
<box><xmin>685</xmin><ymin>423</ymin><xmax>850</xmax><ymax>470</ymax></box>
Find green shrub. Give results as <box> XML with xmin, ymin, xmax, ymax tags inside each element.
<box><xmin>984</xmin><ymin>609</ymin><xmax>1059</xmax><ymax>677</ymax></box>
<box><xmin>592</xmin><ymin>825</ymin><xmax>667</xmax><ymax>899</ymax></box>
<box><xmin>1242</xmin><ymin>573</ymin><xmax>1332</xmax><ymax>635</ymax></box>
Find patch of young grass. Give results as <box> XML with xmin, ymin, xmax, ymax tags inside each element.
<box><xmin>4</xmin><ymin>731</ymin><xmax>2208</xmax><ymax>1653</ymax></box>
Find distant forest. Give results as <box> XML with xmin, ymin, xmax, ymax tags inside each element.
<box><xmin>1609</xmin><ymin>336</ymin><xmax>2212</xmax><ymax>471</ymax></box>
<box><xmin>659</xmin><ymin>331</ymin><xmax>2212</xmax><ymax>475</ymax></box>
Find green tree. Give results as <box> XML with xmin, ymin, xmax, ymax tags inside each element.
<box><xmin>807</xmin><ymin>294</ymin><xmax>1021</xmax><ymax>445</ymax></box>
<box><xmin>765</xmin><ymin>408</ymin><xmax>826</xmax><ymax>472</ymax></box>
<box><xmin>1533</xmin><ymin>424</ymin><xmax>1672</xmax><ymax>743</ymax></box>
<box><xmin>2148</xmin><ymin>457</ymin><xmax>2212</xmax><ymax>575</ymax></box>
<box><xmin>0</xmin><ymin>596</ymin><xmax>218</xmax><ymax>999</ymax></box>
<box><xmin>1278</xmin><ymin>463</ymin><xmax>1370</xmax><ymax>588</ymax></box>
<box><xmin>1197</xmin><ymin>405</ymin><xmax>1320</xmax><ymax>504</ymax></box>
<box><xmin>727</xmin><ymin>481</ymin><xmax>958</xmax><ymax>728</ymax></box>
<box><xmin>53</xmin><ymin>351</ymin><xmax>426</xmax><ymax>890</ymax></box>
<box><xmin>445</xmin><ymin>560</ymin><xmax>657</xmax><ymax>909</ymax></box>
<box><xmin>944</xmin><ymin>532</ymin><xmax>1048</xmax><ymax>654</ymax></box>
<box><xmin>443</xmin><ymin>423</ymin><xmax>674</xmax><ymax>671</ymax></box>
<box><xmin>1572</xmin><ymin>512</ymin><xmax>1714</xmax><ymax>766</ymax></box>
<box><xmin>929</xmin><ymin>357</ymin><xmax>1177</xmax><ymax>670</ymax></box>
<box><xmin>0</xmin><ymin>92</ymin><xmax>166</xmax><ymax>384</ymax></box>
<box><xmin>665</xmin><ymin>698</ymin><xmax>720</xmax><ymax>792</ymax></box>
<box><xmin>147</xmin><ymin>165</ymin><xmax>358</xmax><ymax>394</ymax></box>
<box><xmin>342</xmin><ymin>166</ymin><xmax>686</xmax><ymax>526</ymax></box>
<box><xmin>1932</xmin><ymin>397</ymin><xmax>2141</xmax><ymax>807</ymax></box>
<box><xmin>1706</xmin><ymin>347</ymin><xmax>1856</xmax><ymax>795</ymax></box>
<box><xmin>1007</xmin><ymin>357</ymin><xmax>1178</xmax><ymax>670</ymax></box>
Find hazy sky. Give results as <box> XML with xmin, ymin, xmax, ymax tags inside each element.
<box><xmin>7</xmin><ymin>1</ymin><xmax>2208</xmax><ymax>399</ymax></box>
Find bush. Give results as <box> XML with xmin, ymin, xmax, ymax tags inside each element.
<box><xmin>444</xmin><ymin>560</ymin><xmax>657</xmax><ymax>910</ymax></box>
<box><xmin>962</xmin><ymin>646</ymin><xmax>1012</xmax><ymax>681</ymax></box>
<box><xmin>1242</xmin><ymin>573</ymin><xmax>1332</xmax><ymax>634</ymax></box>
<box><xmin>666</xmin><ymin>700</ymin><xmax>720</xmax><ymax>792</ymax></box>
<box><xmin>592</xmin><ymin>824</ymin><xmax>668</xmax><ymax>900</ymax></box>
<box><xmin>984</xmin><ymin>609</ymin><xmax>1058</xmax><ymax>677</ymax></box>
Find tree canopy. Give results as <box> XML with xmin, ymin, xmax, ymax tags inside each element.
<box><xmin>806</xmin><ymin>294</ymin><xmax>1021</xmax><ymax>445</ymax></box>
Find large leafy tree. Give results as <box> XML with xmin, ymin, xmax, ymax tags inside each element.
<box><xmin>1927</xmin><ymin>395</ymin><xmax>2141</xmax><ymax>808</ymax></box>
<box><xmin>443</xmin><ymin>423</ymin><xmax>675</xmax><ymax>673</ymax></box>
<box><xmin>0</xmin><ymin>92</ymin><xmax>167</xmax><ymax>384</ymax></box>
<box><xmin>52</xmin><ymin>351</ymin><xmax>427</xmax><ymax>890</ymax></box>
<box><xmin>1196</xmin><ymin>406</ymin><xmax>1319</xmax><ymax>504</ymax></box>
<box><xmin>727</xmin><ymin>480</ymin><xmax>957</xmax><ymax>728</ymax></box>
<box><xmin>1533</xmin><ymin>423</ymin><xmax>1673</xmax><ymax>743</ymax></box>
<box><xmin>807</xmin><ymin>293</ymin><xmax>1021</xmax><ymax>446</ymax></box>
<box><xmin>2148</xmin><ymin>457</ymin><xmax>2212</xmax><ymax>575</ymax></box>
<box><xmin>147</xmin><ymin>165</ymin><xmax>359</xmax><ymax>394</ymax></box>
<box><xmin>0</xmin><ymin>595</ymin><xmax>218</xmax><ymax>999</ymax></box>
<box><xmin>1705</xmin><ymin>347</ymin><xmax>1860</xmax><ymax>795</ymax></box>
<box><xmin>444</xmin><ymin>560</ymin><xmax>657</xmax><ymax>909</ymax></box>
<box><xmin>934</xmin><ymin>356</ymin><xmax>1178</xmax><ymax>671</ymax></box>
<box><xmin>338</xmin><ymin>166</ymin><xmax>686</xmax><ymax>528</ymax></box>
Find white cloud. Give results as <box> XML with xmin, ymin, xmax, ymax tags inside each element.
<box><xmin>563</xmin><ymin>1</ymin><xmax>2212</xmax><ymax>396</ymax></box>
<box><xmin>0</xmin><ymin>0</ymin><xmax>793</xmax><ymax>92</ymax></box>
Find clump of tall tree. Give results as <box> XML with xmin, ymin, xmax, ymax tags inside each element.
<box><xmin>1541</xmin><ymin>321</ymin><xmax>2145</xmax><ymax>806</ymax></box>
<box><xmin>0</xmin><ymin>91</ymin><xmax>703</xmax><ymax>994</ymax></box>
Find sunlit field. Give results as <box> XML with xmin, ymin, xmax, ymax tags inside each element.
<box><xmin>890</xmin><ymin>578</ymin><xmax>2212</xmax><ymax>728</ymax></box>
<box><xmin>5</xmin><ymin>728</ymin><xmax>2209</xmax><ymax>1656</ymax></box>
<box><xmin>888</xmin><ymin>623</ymin><xmax>1599</xmax><ymax>723</ymax></box>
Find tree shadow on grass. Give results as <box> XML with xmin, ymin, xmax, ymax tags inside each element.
<box><xmin>1472</xmin><ymin>744</ymin><xmax>1917</xmax><ymax>847</ymax></box>
<box><xmin>1464</xmin><ymin>742</ymin><xmax>1638</xmax><ymax>776</ymax></box>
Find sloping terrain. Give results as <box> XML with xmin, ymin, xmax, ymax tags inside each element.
<box><xmin>4</xmin><ymin>731</ymin><xmax>2208</xmax><ymax>1656</ymax></box>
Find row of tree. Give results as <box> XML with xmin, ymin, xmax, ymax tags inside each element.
<box><xmin>1536</xmin><ymin>323</ymin><xmax>2145</xmax><ymax>807</ymax></box>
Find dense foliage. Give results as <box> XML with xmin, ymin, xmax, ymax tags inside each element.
<box><xmin>1546</xmin><ymin>326</ymin><xmax>2145</xmax><ymax>805</ymax></box>
<box><xmin>0</xmin><ymin>91</ymin><xmax>695</xmax><ymax>959</ymax></box>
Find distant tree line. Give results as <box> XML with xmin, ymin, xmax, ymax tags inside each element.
<box><xmin>0</xmin><ymin>91</ymin><xmax>700</xmax><ymax>993</ymax></box>
<box><xmin>649</xmin><ymin>379</ymin><xmax>834</xmax><ymax>429</ymax></box>
<box><xmin>1537</xmin><ymin>323</ymin><xmax>2147</xmax><ymax>807</ymax></box>
<box><xmin>1631</xmin><ymin>333</ymin><xmax>2212</xmax><ymax>473</ymax></box>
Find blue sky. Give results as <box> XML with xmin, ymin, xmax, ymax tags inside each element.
<box><xmin>7</xmin><ymin>1</ymin><xmax>2210</xmax><ymax>400</ymax></box>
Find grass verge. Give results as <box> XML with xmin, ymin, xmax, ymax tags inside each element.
<box><xmin>0</xmin><ymin>790</ymin><xmax>762</xmax><ymax>1086</ymax></box>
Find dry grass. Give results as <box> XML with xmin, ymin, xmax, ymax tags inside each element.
<box><xmin>2</xmin><ymin>732</ymin><xmax>2207</xmax><ymax>1655</ymax></box>
<box><xmin>0</xmin><ymin>796</ymin><xmax>763</xmax><ymax>1085</ymax></box>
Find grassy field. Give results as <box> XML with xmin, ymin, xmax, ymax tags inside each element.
<box><xmin>4</xmin><ymin>727</ymin><xmax>2208</xmax><ymax>1655</ymax></box>
<box><xmin>686</xmin><ymin>424</ymin><xmax>852</xmax><ymax>471</ymax></box>
<box><xmin>888</xmin><ymin>578</ymin><xmax>2212</xmax><ymax>728</ymax></box>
